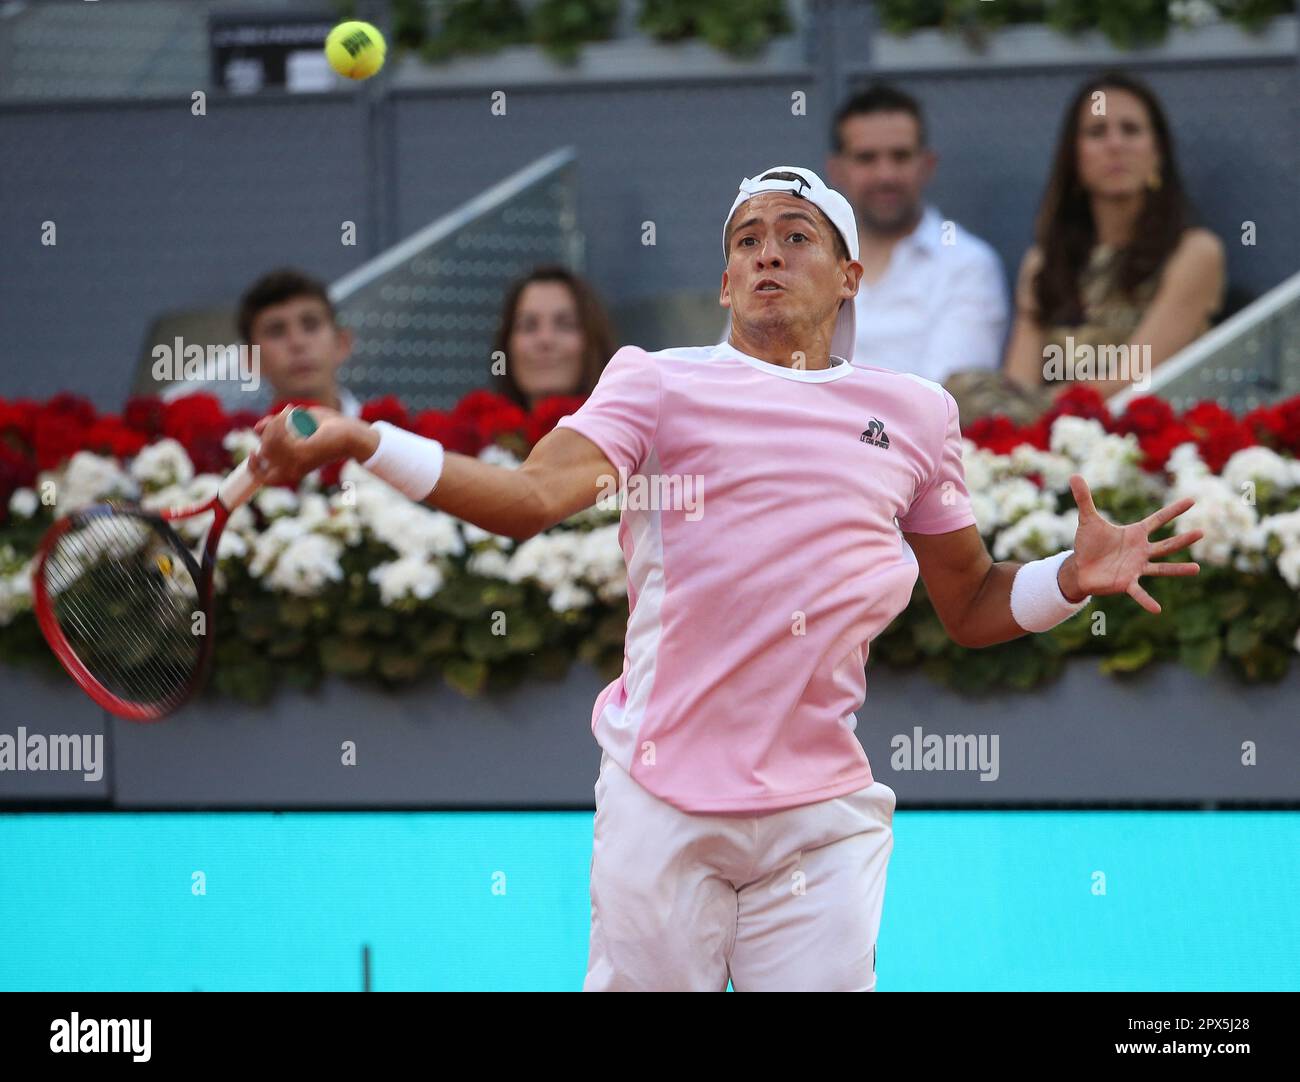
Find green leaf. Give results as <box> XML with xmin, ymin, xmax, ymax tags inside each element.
<box><xmin>1179</xmin><ymin>637</ymin><xmax>1221</xmax><ymax>676</ymax></box>
<box><xmin>1098</xmin><ymin>639</ymin><xmax>1155</xmax><ymax>674</ymax></box>
<box><xmin>443</xmin><ymin>657</ymin><xmax>488</xmax><ymax>697</ymax></box>
<box><xmin>1226</xmin><ymin>621</ymin><xmax>1262</xmax><ymax>658</ymax></box>
<box><xmin>319</xmin><ymin>636</ymin><xmax>375</xmax><ymax>676</ymax></box>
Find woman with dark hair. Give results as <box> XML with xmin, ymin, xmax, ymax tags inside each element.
<box><xmin>1001</xmin><ymin>70</ymin><xmax>1225</xmax><ymax>402</ymax></box>
<box><xmin>946</xmin><ymin>71</ymin><xmax>1227</xmax><ymax>421</ymax></box>
<box><xmin>490</xmin><ymin>265</ymin><xmax>617</xmax><ymax>409</ymax></box>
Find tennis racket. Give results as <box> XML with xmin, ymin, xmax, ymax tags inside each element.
<box><xmin>32</xmin><ymin>406</ymin><xmax>320</xmax><ymax>721</ymax></box>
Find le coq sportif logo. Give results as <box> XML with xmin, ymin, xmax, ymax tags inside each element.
<box><xmin>860</xmin><ymin>418</ymin><xmax>891</xmax><ymax>449</ymax></box>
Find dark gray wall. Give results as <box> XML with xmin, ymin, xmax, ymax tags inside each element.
<box><xmin>2</xmin><ymin>659</ymin><xmax>1297</xmax><ymax>808</ymax></box>
<box><xmin>2</xmin><ymin>2</ymin><xmax>1295</xmax><ymax>407</ymax></box>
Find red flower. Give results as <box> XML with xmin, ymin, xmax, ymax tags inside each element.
<box><xmin>227</xmin><ymin>409</ymin><xmax>264</xmax><ymax>433</ymax></box>
<box><xmin>43</xmin><ymin>392</ymin><xmax>98</xmax><ymax>427</ymax></box>
<box><xmin>1181</xmin><ymin>400</ymin><xmax>1255</xmax><ymax>473</ymax></box>
<box><xmin>452</xmin><ymin>389</ymin><xmax>518</xmax><ymax>420</ymax></box>
<box><xmin>473</xmin><ymin>402</ymin><xmax>527</xmax><ymax>447</ymax></box>
<box><xmin>1243</xmin><ymin>405</ymin><xmax>1284</xmax><ymax>448</ymax></box>
<box><xmin>318</xmin><ymin>459</ymin><xmax>345</xmax><ymax>489</ymax></box>
<box><xmin>1113</xmin><ymin>395</ymin><xmax>1176</xmax><ymax>438</ymax></box>
<box><xmin>413</xmin><ymin>409</ymin><xmax>481</xmax><ymax>456</ymax></box>
<box><xmin>360</xmin><ymin>394</ymin><xmax>411</xmax><ymax>430</ymax></box>
<box><xmin>0</xmin><ymin>398</ymin><xmax>40</xmax><ymax>445</ymax></box>
<box><xmin>0</xmin><ymin>442</ymin><xmax>38</xmax><ymax>516</ymax></box>
<box><xmin>162</xmin><ymin>393</ymin><xmax>226</xmax><ymax>440</ymax></box>
<box><xmin>1039</xmin><ymin>384</ymin><xmax>1112</xmax><ymax>432</ymax></box>
<box><xmin>123</xmin><ymin>395</ymin><xmax>166</xmax><ymax>438</ymax></box>
<box><xmin>1264</xmin><ymin>397</ymin><xmax>1300</xmax><ymax>456</ymax></box>
<box><xmin>525</xmin><ymin>395</ymin><xmax>587</xmax><ymax>447</ymax></box>
<box><xmin>1019</xmin><ymin>415</ymin><xmax>1053</xmax><ymax>451</ymax></box>
<box><xmin>83</xmin><ymin>416</ymin><xmax>148</xmax><ymax>460</ymax></box>
<box><xmin>32</xmin><ymin>412</ymin><xmax>84</xmax><ymax>470</ymax></box>
<box><xmin>964</xmin><ymin>415</ymin><xmax>1029</xmax><ymax>456</ymax></box>
<box><xmin>1137</xmin><ymin>423</ymin><xmax>1196</xmax><ymax>472</ymax></box>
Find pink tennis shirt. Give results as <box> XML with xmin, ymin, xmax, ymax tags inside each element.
<box><xmin>555</xmin><ymin>341</ymin><xmax>977</xmax><ymax>814</ymax></box>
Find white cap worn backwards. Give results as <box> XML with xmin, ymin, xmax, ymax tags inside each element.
<box><xmin>723</xmin><ymin>166</ymin><xmax>860</xmax><ymax>365</ymax></box>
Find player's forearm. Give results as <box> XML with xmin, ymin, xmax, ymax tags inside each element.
<box><xmin>343</xmin><ymin>419</ymin><xmax>563</xmax><ymax>541</ymax></box>
<box><xmin>952</xmin><ymin>554</ymin><xmax>1088</xmax><ymax>648</ymax></box>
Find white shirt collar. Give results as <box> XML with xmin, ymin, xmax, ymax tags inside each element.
<box><xmin>713</xmin><ymin>341</ymin><xmax>855</xmax><ymax>383</ymax></box>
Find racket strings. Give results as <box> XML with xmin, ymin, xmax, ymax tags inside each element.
<box><xmin>43</xmin><ymin>512</ymin><xmax>205</xmax><ymax>708</ymax></box>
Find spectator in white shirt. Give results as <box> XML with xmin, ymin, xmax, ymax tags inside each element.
<box><xmin>161</xmin><ymin>268</ymin><xmax>362</xmax><ymax>417</ymax></box>
<box><xmin>824</xmin><ymin>84</ymin><xmax>1009</xmax><ymax>383</ymax></box>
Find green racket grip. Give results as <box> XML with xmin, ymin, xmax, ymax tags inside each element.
<box><xmin>218</xmin><ymin>407</ymin><xmax>320</xmax><ymax>511</ymax></box>
<box><xmin>288</xmin><ymin>407</ymin><xmax>319</xmax><ymax>439</ymax></box>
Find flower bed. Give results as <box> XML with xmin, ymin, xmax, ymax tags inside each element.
<box><xmin>2</xmin><ymin>385</ymin><xmax>1299</xmax><ymax>703</ymax></box>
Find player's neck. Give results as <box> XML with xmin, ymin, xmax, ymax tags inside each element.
<box><xmin>727</xmin><ymin>331</ymin><xmax>833</xmax><ymax>371</ymax></box>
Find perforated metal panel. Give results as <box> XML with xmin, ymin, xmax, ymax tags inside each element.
<box><xmin>331</xmin><ymin>149</ymin><xmax>582</xmax><ymax>411</ymax></box>
<box><xmin>1113</xmin><ymin>273</ymin><xmax>1300</xmax><ymax>415</ymax></box>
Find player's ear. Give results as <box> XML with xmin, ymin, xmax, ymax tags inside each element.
<box><xmin>719</xmin><ymin>270</ymin><xmax>731</xmax><ymax>309</ymax></box>
<box><xmin>334</xmin><ymin>326</ymin><xmax>354</xmax><ymax>365</ymax></box>
<box><xmin>842</xmin><ymin>259</ymin><xmax>864</xmax><ymax>301</ymax></box>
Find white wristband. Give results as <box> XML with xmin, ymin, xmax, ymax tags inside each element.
<box><xmin>360</xmin><ymin>421</ymin><xmax>445</xmax><ymax>501</ymax></box>
<box><xmin>1009</xmin><ymin>549</ymin><xmax>1091</xmax><ymax>632</ymax></box>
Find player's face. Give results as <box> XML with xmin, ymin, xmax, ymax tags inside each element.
<box><xmin>508</xmin><ymin>281</ymin><xmax>586</xmax><ymax>405</ymax></box>
<box><xmin>721</xmin><ymin>193</ymin><xmax>853</xmax><ymax>347</ymax></box>
<box><xmin>1075</xmin><ymin>88</ymin><xmax>1160</xmax><ymax>200</ymax></box>
<box><xmin>249</xmin><ymin>296</ymin><xmax>351</xmax><ymax>401</ymax></box>
<box><xmin>829</xmin><ymin>112</ymin><xmax>933</xmax><ymax>234</ymax></box>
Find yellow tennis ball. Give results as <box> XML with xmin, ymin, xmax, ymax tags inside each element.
<box><xmin>325</xmin><ymin>21</ymin><xmax>386</xmax><ymax>80</ymax></box>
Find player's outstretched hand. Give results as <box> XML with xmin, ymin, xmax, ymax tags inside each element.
<box><xmin>1067</xmin><ymin>473</ymin><xmax>1204</xmax><ymax>614</ymax></box>
<box><xmin>247</xmin><ymin>405</ymin><xmax>374</xmax><ymax>487</ymax></box>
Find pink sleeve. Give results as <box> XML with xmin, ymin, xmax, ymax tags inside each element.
<box><xmin>897</xmin><ymin>389</ymin><xmax>979</xmax><ymax>535</ymax></box>
<box><xmin>554</xmin><ymin>345</ymin><xmax>661</xmax><ymax>473</ymax></box>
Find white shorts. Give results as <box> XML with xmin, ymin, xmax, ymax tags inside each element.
<box><xmin>583</xmin><ymin>750</ymin><xmax>896</xmax><ymax>992</ymax></box>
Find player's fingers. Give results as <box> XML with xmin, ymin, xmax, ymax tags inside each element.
<box><xmin>1142</xmin><ymin>496</ymin><xmax>1194</xmax><ymax>533</ymax></box>
<box><xmin>1128</xmin><ymin>580</ymin><xmax>1160</xmax><ymax>613</ymax></box>
<box><xmin>1069</xmin><ymin>473</ymin><xmax>1098</xmax><ymax>519</ymax></box>
<box><xmin>1141</xmin><ymin>561</ymin><xmax>1200</xmax><ymax>577</ymax></box>
<box><xmin>1148</xmin><ymin>530</ymin><xmax>1203</xmax><ymax>557</ymax></box>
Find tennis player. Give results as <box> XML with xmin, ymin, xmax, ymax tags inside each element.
<box><xmin>248</xmin><ymin>166</ymin><xmax>1203</xmax><ymax>992</ymax></box>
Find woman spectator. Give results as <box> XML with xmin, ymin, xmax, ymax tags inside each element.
<box><xmin>946</xmin><ymin>71</ymin><xmax>1225</xmax><ymax>423</ymax></box>
<box><xmin>490</xmin><ymin>265</ymin><xmax>616</xmax><ymax>409</ymax></box>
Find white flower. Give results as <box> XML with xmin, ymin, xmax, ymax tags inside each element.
<box><xmin>248</xmin><ymin>515</ymin><xmax>311</xmax><ymax>578</ymax></box>
<box><xmin>45</xmin><ymin>452</ymin><xmax>137</xmax><ymax>513</ymax></box>
<box><xmin>1222</xmin><ymin>447</ymin><xmax>1295</xmax><ymax>493</ymax></box>
<box><xmin>255</xmin><ymin>486</ymin><xmax>300</xmax><ymax>519</ymax></box>
<box><xmin>549</xmin><ymin>581</ymin><xmax>594</xmax><ymax>612</ymax></box>
<box><xmin>1076</xmin><ymin>434</ymin><xmax>1142</xmax><ymax>492</ymax></box>
<box><xmin>1049</xmin><ymin>416</ymin><xmax>1108</xmax><ymax>463</ymax></box>
<box><xmin>371</xmin><ymin>502</ymin><xmax>465</xmax><ymax>559</ymax></box>
<box><xmin>369</xmin><ymin>556</ymin><xmax>444</xmax><ymax>605</ymax></box>
<box><xmin>264</xmin><ymin>533</ymin><xmax>344</xmax><ymax>597</ymax></box>
<box><xmin>987</xmin><ymin>477</ymin><xmax>1054</xmax><ymax>529</ymax></box>
<box><xmin>0</xmin><ymin>561</ymin><xmax>34</xmax><ymax>626</ymax></box>
<box><xmin>1169</xmin><ymin>0</ymin><xmax>1218</xmax><ymax>29</ymax></box>
<box><xmin>970</xmin><ymin>492</ymin><xmax>998</xmax><ymax>534</ymax></box>
<box><xmin>1171</xmin><ymin>476</ymin><xmax>1259</xmax><ymax>567</ymax></box>
<box><xmin>130</xmin><ymin>439</ymin><xmax>193</xmax><ymax>490</ymax></box>
<box><xmin>477</xmin><ymin>444</ymin><xmax>521</xmax><ymax>469</ymax></box>
<box><xmin>992</xmin><ymin>509</ymin><xmax>1079</xmax><ymax>562</ymax></box>
<box><xmin>462</xmin><ymin>520</ymin><xmax>510</xmax><ymax>547</ymax></box>
<box><xmin>8</xmin><ymin>488</ymin><xmax>38</xmax><ymax>518</ymax></box>
<box><xmin>1277</xmin><ymin>544</ymin><xmax>1300</xmax><ymax>591</ymax></box>
<box><xmin>222</xmin><ymin>428</ymin><xmax>260</xmax><ymax>463</ymax></box>
<box><xmin>959</xmin><ymin>444</ymin><xmax>1002</xmax><ymax>494</ymax></box>
<box><xmin>468</xmin><ymin>548</ymin><xmax>511</xmax><ymax>579</ymax></box>
<box><xmin>1007</xmin><ymin>445</ymin><xmax>1076</xmax><ymax>492</ymax></box>
<box><xmin>1167</xmin><ymin>442</ymin><xmax>1209</xmax><ymax>481</ymax></box>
